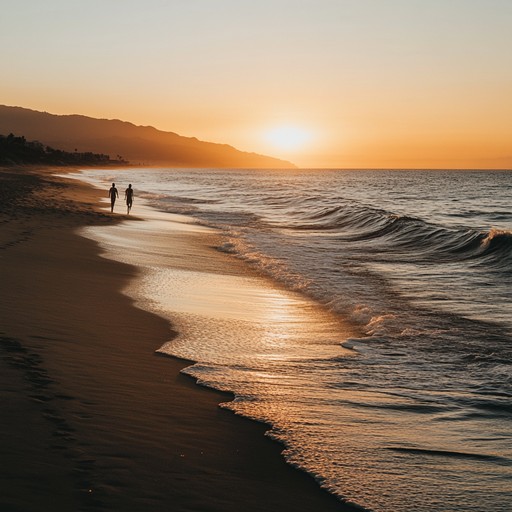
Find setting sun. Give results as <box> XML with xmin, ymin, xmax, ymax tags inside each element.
<box><xmin>265</xmin><ymin>125</ymin><xmax>313</xmax><ymax>152</ymax></box>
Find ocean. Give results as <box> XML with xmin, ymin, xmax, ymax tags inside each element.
<box><xmin>79</xmin><ymin>168</ymin><xmax>512</xmax><ymax>512</ymax></box>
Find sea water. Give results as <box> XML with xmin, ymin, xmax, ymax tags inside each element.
<box><xmin>80</xmin><ymin>168</ymin><xmax>512</xmax><ymax>512</ymax></box>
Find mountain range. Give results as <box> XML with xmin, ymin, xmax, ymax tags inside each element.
<box><xmin>0</xmin><ymin>105</ymin><xmax>295</xmax><ymax>168</ymax></box>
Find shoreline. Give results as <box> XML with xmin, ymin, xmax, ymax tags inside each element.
<box><xmin>0</xmin><ymin>166</ymin><xmax>359</xmax><ymax>511</ymax></box>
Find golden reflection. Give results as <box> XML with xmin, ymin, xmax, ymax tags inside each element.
<box><xmin>86</xmin><ymin>201</ymin><xmax>355</xmax><ymax>372</ymax></box>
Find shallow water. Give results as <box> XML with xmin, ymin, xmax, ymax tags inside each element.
<box><xmin>80</xmin><ymin>168</ymin><xmax>512</xmax><ymax>512</ymax></box>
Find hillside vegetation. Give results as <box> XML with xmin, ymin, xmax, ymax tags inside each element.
<box><xmin>0</xmin><ymin>133</ymin><xmax>127</xmax><ymax>166</ymax></box>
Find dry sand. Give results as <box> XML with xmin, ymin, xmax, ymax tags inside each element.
<box><xmin>0</xmin><ymin>166</ymin><xmax>359</xmax><ymax>511</ymax></box>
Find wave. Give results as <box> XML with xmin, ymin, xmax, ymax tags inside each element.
<box><xmin>384</xmin><ymin>446</ymin><xmax>511</xmax><ymax>464</ymax></box>
<box><xmin>478</xmin><ymin>229</ymin><xmax>512</xmax><ymax>263</ymax></box>
<box><xmin>283</xmin><ymin>202</ymin><xmax>512</xmax><ymax>267</ymax></box>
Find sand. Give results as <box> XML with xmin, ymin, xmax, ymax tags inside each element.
<box><xmin>0</xmin><ymin>166</ymin><xmax>359</xmax><ymax>511</ymax></box>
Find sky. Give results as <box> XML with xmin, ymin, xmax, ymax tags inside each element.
<box><xmin>1</xmin><ymin>0</ymin><xmax>511</xmax><ymax>168</ymax></box>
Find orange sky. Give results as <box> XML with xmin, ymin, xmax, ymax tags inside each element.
<box><xmin>1</xmin><ymin>1</ymin><xmax>511</xmax><ymax>168</ymax></box>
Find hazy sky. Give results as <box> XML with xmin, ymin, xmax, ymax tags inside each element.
<box><xmin>1</xmin><ymin>0</ymin><xmax>511</xmax><ymax>168</ymax></box>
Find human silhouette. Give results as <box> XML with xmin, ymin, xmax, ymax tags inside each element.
<box><xmin>125</xmin><ymin>184</ymin><xmax>134</xmax><ymax>214</ymax></box>
<box><xmin>108</xmin><ymin>183</ymin><xmax>119</xmax><ymax>213</ymax></box>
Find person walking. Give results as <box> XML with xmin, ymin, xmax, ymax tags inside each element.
<box><xmin>108</xmin><ymin>183</ymin><xmax>119</xmax><ymax>213</ymax></box>
<box><xmin>125</xmin><ymin>184</ymin><xmax>134</xmax><ymax>214</ymax></box>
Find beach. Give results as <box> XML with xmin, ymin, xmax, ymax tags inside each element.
<box><xmin>0</xmin><ymin>166</ymin><xmax>356</xmax><ymax>512</ymax></box>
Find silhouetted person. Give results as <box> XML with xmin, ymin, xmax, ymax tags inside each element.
<box><xmin>108</xmin><ymin>183</ymin><xmax>119</xmax><ymax>213</ymax></box>
<box><xmin>125</xmin><ymin>184</ymin><xmax>134</xmax><ymax>214</ymax></box>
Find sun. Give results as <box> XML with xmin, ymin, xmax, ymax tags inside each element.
<box><xmin>265</xmin><ymin>124</ymin><xmax>313</xmax><ymax>152</ymax></box>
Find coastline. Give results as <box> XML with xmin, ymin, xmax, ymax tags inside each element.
<box><xmin>0</xmin><ymin>166</ymin><xmax>358</xmax><ymax>511</ymax></box>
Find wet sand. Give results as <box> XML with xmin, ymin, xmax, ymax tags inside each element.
<box><xmin>0</xmin><ymin>166</ymin><xmax>359</xmax><ymax>511</ymax></box>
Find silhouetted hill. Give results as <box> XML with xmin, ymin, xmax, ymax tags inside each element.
<box><xmin>0</xmin><ymin>105</ymin><xmax>295</xmax><ymax>168</ymax></box>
